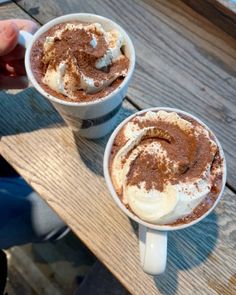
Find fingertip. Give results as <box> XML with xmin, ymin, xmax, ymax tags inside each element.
<box><xmin>28</xmin><ymin>21</ymin><xmax>39</xmax><ymax>34</ymax></box>
<box><xmin>13</xmin><ymin>19</ymin><xmax>39</xmax><ymax>34</ymax></box>
<box><xmin>0</xmin><ymin>22</ymin><xmax>19</xmax><ymax>56</ymax></box>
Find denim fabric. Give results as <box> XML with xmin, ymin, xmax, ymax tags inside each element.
<box><xmin>0</xmin><ymin>177</ymin><xmax>69</xmax><ymax>249</ymax></box>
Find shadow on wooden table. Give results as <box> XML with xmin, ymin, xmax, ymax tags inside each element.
<box><xmin>6</xmin><ymin>231</ymin><xmax>96</xmax><ymax>295</ymax></box>
<box><xmin>130</xmin><ymin>212</ymin><xmax>218</xmax><ymax>295</ymax></box>
<box><xmin>72</xmin><ymin>105</ymin><xmax>135</xmax><ymax>176</ymax></box>
<box><xmin>0</xmin><ymin>87</ymin><xmax>64</xmax><ymax>137</ymax></box>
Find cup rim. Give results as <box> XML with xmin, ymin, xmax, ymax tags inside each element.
<box><xmin>103</xmin><ymin>107</ymin><xmax>227</xmax><ymax>231</ymax></box>
<box><xmin>25</xmin><ymin>13</ymin><xmax>135</xmax><ymax>107</ymax></box>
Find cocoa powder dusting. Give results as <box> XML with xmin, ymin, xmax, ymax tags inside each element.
<box><xmin>30</xmin><ymin>21</ymin><xmax>129</xmax><ymax>102</ymax></box>
<box><xmin>171</xmin><ymin>150</ymin><xmax>223</xmax><ymax>226</ymax></box>
<box><xmin>110</xmin><ymin>112</ymin><xmax>224</xmax><ymax>226</ymax></box>
<box><xmin>126</xmin><ymin>120</ymin><xmax>200</xmax><ymax>191</ymax></box>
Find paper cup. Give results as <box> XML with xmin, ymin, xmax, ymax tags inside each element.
<box><xmin>19</xmin><ymin>13</ymin><xmax>135</xmax><ymax>139</ymax></box>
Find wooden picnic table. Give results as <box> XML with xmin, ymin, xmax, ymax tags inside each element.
<box><xmin>1</xmin><ymin>0</ymin><xmax>236</xmax><ymax>294</ymax></box>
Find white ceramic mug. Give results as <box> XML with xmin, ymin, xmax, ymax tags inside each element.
<box><xmin>103</xmin><ymin>107</ymin><xmax>227</xmax><ymax>275</ymax></box>
<box><xmin>18</xmin><ymin>14</ymin><xmax>135</xmax><ymax>139</ymax></box>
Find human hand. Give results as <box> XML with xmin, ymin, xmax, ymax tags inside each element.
<box><xmin>0</xmin><ymin>19</ymin><xmax>38</xmax><ymax>89</ymax></box>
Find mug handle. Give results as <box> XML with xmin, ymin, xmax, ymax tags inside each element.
<box><xmin>139</xmin><ymin>224</ymin><xmax>167</xmax><ymax>275</ymax></box>
<box><xmin>18</xmin><ymin>30</ymin><xmax>33</xmax><ymax>48</ymax></box>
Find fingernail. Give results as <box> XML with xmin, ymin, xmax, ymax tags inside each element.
<box><xmin>3</xmin><ymin>24</ymin><xmax>16</xmax><ymax>39</ymax></box>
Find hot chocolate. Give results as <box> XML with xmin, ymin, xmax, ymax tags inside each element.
<box><xmin>30</xmin><ymin>22</ymin><xmax>129</xmax><ymax>102</ymax></box>
<box><xmin>109</xmin><ymin>110</ymin><xmax>224</xmax><ymax>226</ymax></box>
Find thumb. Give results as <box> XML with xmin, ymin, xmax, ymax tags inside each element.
<box><xmin>0</xmin><ymin>21</ymin><xmax>19</xmax><ymax>56</ymax></box>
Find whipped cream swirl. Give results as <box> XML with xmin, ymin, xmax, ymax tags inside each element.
<box><xmin>110</xmin><ymin>111</ymin><xmax>220</xmax><ymax>225</ymax></box>
<box><xmin>41</xmin><ymin>23</ymin><xmax>128</xmax><ymax>99</ymax></box>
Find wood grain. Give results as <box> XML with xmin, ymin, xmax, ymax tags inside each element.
<box><xmin>1</xmin><ymin>2</ymin><xmax>236</xmax><ymax>294</ymax></box>
<box><xmin>0</xmin><ymin>1</ymin><xmax>37</xmax><ymax>20</ymax></box>
<box><xmin>182</xmin><ymin>0</ymin><xmax>236</xmax><ymax>38</ymax></box>
<box><xmin>5</xmin><ymin>232</ymin><xmax>94</xmax><ymax>295</ymax></box>
<box><xmin>1</xmin><ymin>85</ymin><xmax>236</xmax><ymax>294</ymax></box>
<box><xmin>12</xmin><ymin>0</ymin><xmax>236</xmax><ymax>190</ymax></box>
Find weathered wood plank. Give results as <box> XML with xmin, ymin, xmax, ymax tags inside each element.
<box><xmin>7</xmin><ymin>246</ymin><xmax>61</xmax><ymax>295</ymax></box>
<box><xmin>6</xmin><ymin>263</ymin><xmax>36</xmax><ymax>295</ymax></box>
<box><xmin>1</xmin><ymin>86</ymin><xmax>236</xmax><ymax>294</ymax></box>
<box><xmin>1</xmin><ymin>2</ymin><xmax>236</xmax><ymax>294</ymax></box>
<box><xmin>182</xmin><ymin>0</ymin><xmax>236</xmax><ymax>38</ymax></box>
<box><xmin>11</xmin><ymin>0</ymin><xmax>236</xmax><ymax>190</ymax></box>
<box><xmin>5</xmin><ymin>232</ymin><xmax>95</xmax><ymax>295</ymax></box>
<box><xmin>0</xmin><ymin>1</ymin><xmax>38</xmax><ymax>20</ymax></box>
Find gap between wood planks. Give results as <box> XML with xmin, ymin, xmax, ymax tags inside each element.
<box><xmin>12</xmin><ymin>0</ymin><xmax>42</xmax><ymax>25</ymax></box>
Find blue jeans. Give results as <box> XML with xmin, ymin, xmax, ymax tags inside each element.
<box><xmin>0</xmin><ymin>177</ymin><xmax>69</xmax><ymax>249</ymax></box>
